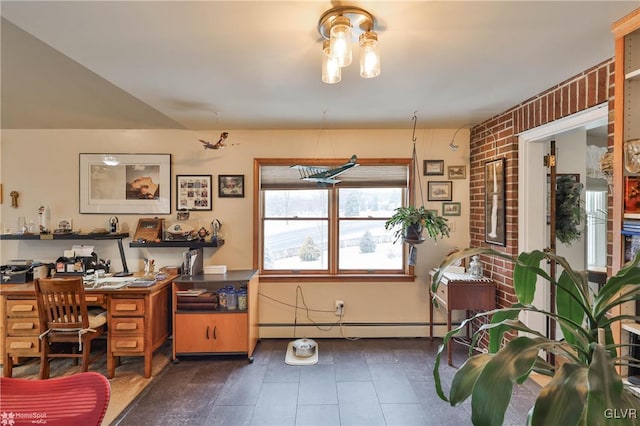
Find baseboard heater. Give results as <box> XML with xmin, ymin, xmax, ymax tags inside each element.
<box><xmin>259</xmin><ymin>321</ymin><xmax>460</xmax><ymax>328</ymax></box>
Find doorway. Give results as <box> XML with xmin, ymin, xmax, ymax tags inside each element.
<box><xmin>517</xmin><ymin>104</ymin><xmax>608</xmax><ymax>337</ymax></box>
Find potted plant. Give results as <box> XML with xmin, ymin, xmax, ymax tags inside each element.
<box><xmin>555</xmin><ymin>175</ymin><xmax>585</xmax><ymax>245</ymax></box>
<box><xmin>384</xmin><ymin>205</ymin><xmax>450</xmax><ymax>244</ymax></box>
<box><xmin>431</xmin><ymin>247</ymin><xmax>640</xmax><ymax>426</ymax></box>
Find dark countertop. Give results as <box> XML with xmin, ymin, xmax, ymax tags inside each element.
<box><xmin>174</xmin><ymin>269</ymin><xmax>258</xmax><ymax>283</ymax></box>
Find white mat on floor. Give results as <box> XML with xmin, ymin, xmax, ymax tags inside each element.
<box><xmin>285</xmin><ymin>341</ymin><xmax>318</xmax><ymax>366</ymax></box>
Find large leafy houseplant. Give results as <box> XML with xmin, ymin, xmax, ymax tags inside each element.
<box><xmin>384</xmin><ymin>205</ymin><xmax>450</xmax><ymax>244</ymax></box>
<box><xmin>432</xmin><ymin>247</ymin><xmax>640</xmax><ymax>426</ymax></box>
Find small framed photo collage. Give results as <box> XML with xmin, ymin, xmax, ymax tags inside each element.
<box><xmin>423</xmin><ymin>160</ymin><xmax>465</xmax><ymax>217</ymax></box>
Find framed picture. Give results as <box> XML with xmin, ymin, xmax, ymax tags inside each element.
<box><xmin>426</xmin><ymin>209</ymin><xmax>438</xmax><ymax>216</ymax></box>
<box><xmin>447</xmin><ymin>165</ymin><xmax>466</xmax><ymax>179</ymax></box>
<box><xmin>424</xmin><ymin>160</ymin><xmax>444</xmax><ymax>176</ymax></box>
<box><xmin>485</xmin><ymin>158</ymin><xmax>506</xmax><ymax>246</ymax></box>
<box><xmin>176</xmin><ymin>175</ymin><xmax>212</xmax><ymax>211</ymax></box>
<box><xmin>79</xmin><ymin>153</ymin><xmax>171</xmax><ymax>214</ymax></box>
<box><xmin>219</xmin><ymin>175</ymin><xmax>244</xmax><ymax>198</ymax></box>
<box><xmin>428</xmin><ymin>181</ymin><xmax>452</xmax><ymax>201</ymax></box>
<box><xmin>442</xmin><ymin>202</ymin><xmax>461</xmax><ymax>216</ymax></box>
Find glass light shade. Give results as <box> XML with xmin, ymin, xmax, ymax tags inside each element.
<box><xmin>322</xmin><ymin>41</ymin><xmax>341</xmax><ymax>84</ymax></box>
<box><xmin>359</xmin><ymin>31</ymin><xmax>380</xmax><ymax>78</ymax></box>
<box><xmin>329</xmin><ymin>16</ymin><xmax>352</xmax><ymax>67</ymax></box>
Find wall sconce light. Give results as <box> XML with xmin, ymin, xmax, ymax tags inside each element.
<box><xmin>318</xmin><ymin>5</ymin><xmax>380</xmax><ymax>83</ymax></box>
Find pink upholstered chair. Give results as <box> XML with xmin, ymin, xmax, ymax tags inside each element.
<box><xmin>0</xmin><ymin>371</ymin><xmax>111</xmax><ymax>425</ymax></box>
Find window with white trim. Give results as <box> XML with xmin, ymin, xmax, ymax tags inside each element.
<box><xmin>255</xmin><ymin>158</ymin><xmax>413</xmax><ymax>278</ymax></box>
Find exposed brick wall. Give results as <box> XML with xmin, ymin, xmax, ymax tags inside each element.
<box><xmin>469</xmin><ymin>59</ymin><xmax>615</xmax><ymax>342</ymax></box>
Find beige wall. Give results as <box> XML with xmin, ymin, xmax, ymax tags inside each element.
<box><xmin>1</xmin><ymin>128</ymin><xmax>470</xmax><ymax>338</ymax></box>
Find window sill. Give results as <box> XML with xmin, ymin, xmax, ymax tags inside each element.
<box><xmin>258</xmin><ymin>274</ymin><xmax>416</xmax><ymax>283</ymax></box>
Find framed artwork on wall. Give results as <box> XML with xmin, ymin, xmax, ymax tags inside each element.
<box><xmin>424</xmin><ymin>160</ymin><xmax>444</xmax><ymax>176</ymax></box>
<box><xmin>79</xmin><ymin>153</ymin><xmax>171</xmax><ymax>214</ymax></box>
<box><xmin>442</xmin><ymin>202</ymin><xmax>461</xmax><ymax>216</ymax></box>
<box><xmin>485</xmin><ymin>158</ymin><xmax>506</xmax><ymax>246</ymax></box>
<box><xmin>176</xmin><ymin>175</ymin><xmax>212</xmax><ymax>211</ymax></box>
<box><xmin>447</xmin><ymin>165</ymin><xmax>466</xmax><ymax>179</ymax></box>
<box><xmin>218</xmin><ymin>175</ymin><xmax>244</xmax><ymax>198</ymax></box>
<box><xmin>427</xmin><ymin>181</ymin><xmax>452</xmax><ymax>201</ymax></box>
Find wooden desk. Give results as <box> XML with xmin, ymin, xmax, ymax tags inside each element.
<box><xmin>429</xmin><ymin>271</ymin><xmax>496</xmax><ymax>366</ymax></box>
<box><xmin>1</xmin><ymin>274</ymin><xmax>176</xmax><ymax>378</ymax></box>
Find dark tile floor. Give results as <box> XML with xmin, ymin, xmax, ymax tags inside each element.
<box><xmin>112</xmin><ymin>338</ymin><xmax>541</xmax><ymax>426</ymax></box>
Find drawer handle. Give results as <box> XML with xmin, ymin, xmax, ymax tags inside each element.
<box><xmin>11</xmin><ymin>304</ymin><xmax>35</xmax><ymax>313</ymax></box>
<box><xmin>116</xmin><ymin>341</ymin><xmax>138</xmax><ymax>348</ymax></box>
<box><xmin>116</xmin><ymin>323</ymin><xmax>138</xmax><ymax>331</ymax></box>
<box><xmin>85</xmin><ymin>296</ymin><xmax>99</xmax><ymax>302</ymax></box>
<box><xmin>10</xmin><ymin>341</ymin><xmax>33</xmax><ymax>349</ymax></box>
<box><xmin>11</xmin><ymin>322</ymin><xmax>35</xmax><ymax>330</ymax></box>
<box><xmin>115</xmin><ymin>304</ymin><xmax>138</xmax><ymax>311</ymax></box>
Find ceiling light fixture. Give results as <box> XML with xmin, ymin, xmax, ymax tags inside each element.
<box><xmin>318</xmin><ymin>5</ymin><xmax>380</xmax><ymax>84</ymax></box>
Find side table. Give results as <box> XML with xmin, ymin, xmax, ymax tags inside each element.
<box><xmin>429</xmin><ymin>270</ymin><xmax>496</xmax><ymax>366</ymax></box>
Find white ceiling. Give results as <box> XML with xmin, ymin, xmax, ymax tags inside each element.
<box><xmin>1</xmin><ymin>1</ymin><xmax>638</xmax><ymax>130</ymax></box>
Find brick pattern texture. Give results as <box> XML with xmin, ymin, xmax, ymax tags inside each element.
<box><xmin>469</xmin><ymin>59</ymin><xmax>615</xmax><ymax>339</ymax></box>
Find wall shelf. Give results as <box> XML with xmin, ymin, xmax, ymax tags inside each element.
<box><xmin>129</xmin><ymin>239</ymin><xmax>224</xmax><ymax>249</ymax></box>
<box><xmin>0</xmin><ymin>232</ymin><xmax>129</xmax><ymax>240</ymax></box>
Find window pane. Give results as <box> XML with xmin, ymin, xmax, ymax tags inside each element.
<box><xmin>264</xmin><ymin>190</ymin><xmax>328</xmax><ymax>217</ymax></box>
<box><xmin>586</xmin><ymin>190</ymin><xmax>607</xmax><ymax>269</ymax></box>
<box><xmin>338</xmin><ymin>220</ymin><xmax>403</xmax><ymax>270</ymax></box>
<box><xmin>339</xmin><ymin>188</ymin><xmax>403</xmax><ymax>218</ymax></box>
<box><xmin>264</xmin><ymin>219</ymin><xmax>328</xmax><ymax>270</ymax></box>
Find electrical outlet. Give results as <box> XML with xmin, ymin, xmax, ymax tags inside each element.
<box><xmin>335</xmin><ymin>300</ymin><xmax>344</xmax><ymax>316</ymax></box>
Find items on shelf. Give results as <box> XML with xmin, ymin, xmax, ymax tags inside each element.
<box><xmin>625</xmin><ymin>176</ymin><xmax>640</xmax><ymax>214</ymax></box>
<box><xmin>176</xmin><ymin>291</ymin><xmax>218</xmax><ymax>311</ymax></box>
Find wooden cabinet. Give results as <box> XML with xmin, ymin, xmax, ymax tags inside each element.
<box><xmin>612</xmin><ymin>7</ymin><xmax>640</xmax><ymax>378</ymax></box>
<box><xmin>174</xmin><ymin>312</ymin><xmax>248</xmax><ymax>354</ymax></box>
<box><xmin>172</xmin><ymin>270</ymin><xmax>258</xmax><ymax>362</ymax></box>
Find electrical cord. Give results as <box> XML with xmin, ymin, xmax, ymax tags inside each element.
<box><xmin>258</xmin><ymin>286</ymin><xmax>360</xmax><ymax>340</ymax></box>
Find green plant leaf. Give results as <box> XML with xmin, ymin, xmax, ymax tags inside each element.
<box><xmin>556</xmin><ymin>269</ymin><xmax>586</xmax><ymax>348</ymax></box>
<box><xmin>471</xmin><ymin>336</ymin><xmax>542</xmax><ymax>426</ymax></box>
<box><xmin>529</xmin><ymin>363</ymin><xmax>588</xmax><ymax>426</ymax></box>
<box><xmin>514</xmin><ymin>251</ymin><xmax>545</xmax><ymax>304</ymax></box>
<box><xmin>594</xmin><ymin>255</ymin><xmax>640</xmax><ymax>315</ymax></box>
<box><xmin>488</xmin><ymin>304</ymin><xmax>524</xmax><ymax>353</ymax></box>
<box><xmin>585</xmin><ymin>344</ymin><xmax>640</xmax><ymax>426</ymax></box>
<box><xmin>449</xmin><ymin>353</ymin><xmax>492</xmax><ymax>405</ymax></box>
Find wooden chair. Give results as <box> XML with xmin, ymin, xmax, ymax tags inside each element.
<box><xmin>0</xmin><ymin>371</ymin><xmax>111</xmax><ymax>425</ymax></box>
<box><xmin>34</xmin><ymin>277</ymin><xmax>107</xmax><ymax>379</ymax></box>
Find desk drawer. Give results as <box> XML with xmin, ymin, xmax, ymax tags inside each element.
<box><xmin>7</xmin><ymin>300</ymin><xmax>38</xmax><ymax>318</ymax></box>
<box><xmin>435</xmin><ymin>285</ymin><xmax>448</xmax><ymax>307</ymax></box>
<box><xmin>84</xmin><ymin>294</ymin><xmax>106</xmax><ymax>307</ymax></box>
<box><xmin>111</xmin><ymin>317</ymin><xmax>144</xmax><ymax>335</ymax></box>
<box><xmin>7</xmin><ymin>318</ymin><xmax>39</xmax><ymax>336</ymax></box>
<box><xmin>110</xmin><ymin>298</ymin><xmax>144</xmax><ymax>316</ymax></box>
<box><xmin>6</xmin><ymin>336</ymin><xmax>39</xmax><ymax>355</ymax></box>
<box><xmin>111</xmin><ymin>336</ymin><xmax>144</xmax><ymax>353</ymax></box>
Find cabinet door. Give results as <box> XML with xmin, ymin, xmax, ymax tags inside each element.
<box><xmin>174</xmin><ymin>313</ymin><xmax>215</xmax><ymax>353</ymax></box>
<box><xmin>211</xmin><ymin>313</ymin><xmax>248</xmax><ymax>353</ymax></box>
